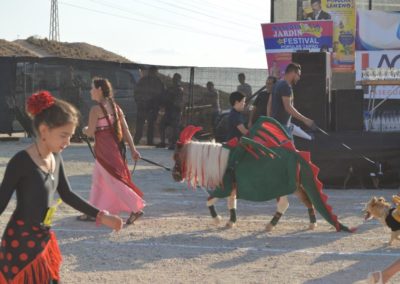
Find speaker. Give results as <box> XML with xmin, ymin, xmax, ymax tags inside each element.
<box><xmin>331</xmin><ymin>89</ymin><xmax>364</xmax><ymax>131</ymax></box>
<box><xmin>291</xmin><ymin>52</ymin><xmax>329</xmax><ymax>129</ymax></box>
<box><xmin>292</xmin><ymin>52</ymin><xmax>327</xmax><ymax>76</ymax></box>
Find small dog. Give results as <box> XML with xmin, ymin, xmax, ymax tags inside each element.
<box><xmin>365</xmin><ymin>196</ymin><xmax>400</xmax><ymax>245</ymax></box>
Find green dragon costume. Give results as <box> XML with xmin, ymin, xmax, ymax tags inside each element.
<box><xmin>183</xmin><ymin>117</ymin><xmax>354</xmax><ymax>232</ymax></box>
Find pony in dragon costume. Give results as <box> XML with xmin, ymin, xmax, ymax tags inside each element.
<box><xmin>172</xmin><ymin>117</ymin><xmax>354</xmax><ymax>232</ymax></box>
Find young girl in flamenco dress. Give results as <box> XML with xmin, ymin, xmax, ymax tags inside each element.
<box><xmin>0</xmin><ymin>91</ymin><xmax>123</xmax><ymax>283</ymax></box>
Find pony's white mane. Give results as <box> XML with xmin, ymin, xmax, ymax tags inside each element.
<box><xmin>184</xmin><ymin>141</ymin><xmax>230</xmax><ymax>189</ymax></box>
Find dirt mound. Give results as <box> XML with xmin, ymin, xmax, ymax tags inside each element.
<box><xmin>18</xmin><ymin>37</ymin><xmax>132</xmax><ymax>62</ymax></box>
<box><xmin>1</xmin><ymin>37</ymin><xmax>132</xmax><ymax>62</ymax></box>
<box><xmin>0</xmin><ymin>37</ymin><xmax>132</xmax><ymax>63</ymax></box>
<box><xmin>0</xmin><ymin>39</ymin><xmax>37</xmax><ymax>57</ymax></box>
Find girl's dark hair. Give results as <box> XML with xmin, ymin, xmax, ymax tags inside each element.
<box><xmin>92</xmin><ymin>77</ymin><xmax>123</xmax><ymax>141</ymax></box>
<box><xmin>30</xmin><ymin>97</ymin><xmax>79</xmax><ymax>135</ymax></box>
<box><xmin>93</xmin><ymin>77</ymin><xmax>113</xmax><ymax>98</ymax></box>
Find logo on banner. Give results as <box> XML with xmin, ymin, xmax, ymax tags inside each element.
<box><xmin>357</xmin><ymin>51</ymin><xmax>400</xmax><ymax>99</ymax></box>
<box><xmin>300</xmin><ymin>24</ymin><xmax>323</xmax><ymax>37</ymax></box>
<box><xmin>378</xmin><ymin>55</ymin><xmax>400</xmax><ymax>68</ymax></box>
<box><xmin>361</xmin><ymin>53</ymin><xmax>400</xmax><ymax>69</ymax></box>
<box><xmin>272</xmin><ymin>23</ymin><xmax>323</xmax><ymax>38</ymax></box>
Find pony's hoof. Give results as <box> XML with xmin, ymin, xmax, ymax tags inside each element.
<box><xmin>265</xmin><ymin>223</ymin><xmax>275</xmax><ymax>232</ymax></box>
<box><xmin>367</xmin><ymin>271</ymin><xmax>383</xmax><ymax>284</ymax></box>
<box><xmin>212</xmin><ymin>215</ymin><xmax>222</xmax><ymax>225</ymax></box>
<box><xmin>308</xmin><ymin>223</ymin><xmax>317</xmax><ymax>230</ymax></box>
<box><xmin>225</xmin><ymin>221</ymin><xmax>236</xmax><ymax>228</ymax></box>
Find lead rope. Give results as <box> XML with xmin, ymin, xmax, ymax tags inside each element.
<box><xmin>131</xmin><ymin>159</ymin><xmax>138</xmax><ymax>177</ymax></box>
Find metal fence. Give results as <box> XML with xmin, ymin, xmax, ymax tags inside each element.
<box><xmin>158</xmin><ymin>66</ymin><xmax>268</xmax><ymax>132</ymax></box>
<box><xmin>0</xmin><ymin>57</ymin><xmax>268</xmax><ymax>138</ymax></box>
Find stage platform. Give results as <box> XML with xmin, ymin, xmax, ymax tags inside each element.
<box><xmin>295</xmin><ymin>131</ymin><xmax>400</xmax><ymax>189</ymax></box>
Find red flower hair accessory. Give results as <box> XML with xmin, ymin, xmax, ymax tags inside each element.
<box><xmin>27</xmin><ymin>91</ymin><xmax>55</xmax><ymax>116</ymax></box>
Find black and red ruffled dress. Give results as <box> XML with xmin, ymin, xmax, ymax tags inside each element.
<box><xmin>0</xmin><ymin>151</ymin><xmax>99</xmax><ymax>283</ymax></box>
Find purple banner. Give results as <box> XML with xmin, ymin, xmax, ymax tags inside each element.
<box><xmin>261</xmin><ymin>20</ymin><xmax>333</xmax><ymax>53</ymax></box>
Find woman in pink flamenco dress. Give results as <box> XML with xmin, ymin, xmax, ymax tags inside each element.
<box><xmin>78</xmin><ymin>77</ymin><xmax>145</xmax><ymax>224</ymax></box>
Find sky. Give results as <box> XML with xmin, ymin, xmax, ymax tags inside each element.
<box><xmin>0</xmin><ymin>0</ymin><xmax>270</xmax><ymax>68</ymax></box>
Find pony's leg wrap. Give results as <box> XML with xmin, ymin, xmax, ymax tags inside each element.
<box><xmin>209</xmin><ymin>206</ymin><xmax>218</xmax><ymax>218</ymax></box>
<box><xmin>207</xmin><ymin>197</ymin><xmax>219</xmax><ymax>218</ymax></box>
<box><xmin>308</xmin><ymin>208</ymin><xmax>317</xmax><ymax>224</ymax></box>
<box><xmin>270</xmin><ymin>212</ymin><xmax>283</xmax><ymax>226</ymax></box>
<box><xmin>227</xmin><ymin>195</ymin><xmax>237</xmax><ymax>223</ymax></box>
<box><xmin>269</xmin><ymin>196</ymin><xmax>289</xmax><ymax>226</ymax></box>
<box><xmin>295</xmin><ymin>184</ymin><xmax>317</xmax><ymax>224</ymax></box>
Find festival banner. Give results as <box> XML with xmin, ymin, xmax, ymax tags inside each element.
<box><xmin>356</xmin><ymin>50</ymin><xmax>400</xmax><ymax>99</ymax></box>
<box><xmin>297</xmin><ymin>0</ymin><xmax>356</xmax><ymax>72</ymax></box>
<box><xmin>356</xmin><ymin>10</ymin><xmax>400</xmax><ymax>50</ymax></box>
<box><xmin>266</xmin><ymin>53</ymin><xmax>293</xmax><ymax>79</ymax></box>
<box><xmin>261</xmin><ymin>20</ymin><xmax>333</xmax><ymax>53</ymax></box>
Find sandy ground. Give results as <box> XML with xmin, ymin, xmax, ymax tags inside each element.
<box><xmin>1</xmin><ymin>140</ymin><xmax>400</xmax><ymax>284</ymax></box>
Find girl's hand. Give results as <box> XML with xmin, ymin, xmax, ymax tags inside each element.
<box><xmin>82</xmin><ymin>126</ymin><xmax>88</xmax><ymax>135</ymax></box>
<box><xmin>131</xmin><ymin>149</ymin><xmax>141</xmax><ymax>161</ymax></box>
<box><xmin>101</xmin><ymin>214</ymin><xmax>123</xmax><ymax>232</ymax></box>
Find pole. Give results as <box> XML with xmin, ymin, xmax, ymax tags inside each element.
<box><xmin>271</xmin><ymin>0</ymin><xmax>275</xmax><ymax>23</ymax></box>
<box><xmin>188</xmin><ymin>67</ymin><xmax>195</xmax><ymax>124</ymax></box>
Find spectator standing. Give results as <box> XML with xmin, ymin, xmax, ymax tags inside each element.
<box><xmin>236</xmin><ymin>73</ymin><xmax>252</xmax><ymax>98</ymax></box>
<box><xmin>134</xmin><ymin>66</ymin><xmax>165</xmax><ymax>146</ymax></box>
<box><xmin>205</xmin><ymin>81</ymin><xmax>221</xmax><ymax>135</ymax></box>
<box><xmin>157</xmin><ymin>73</ymin><xmax>184</xmax><ymax>150</ymax></box>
